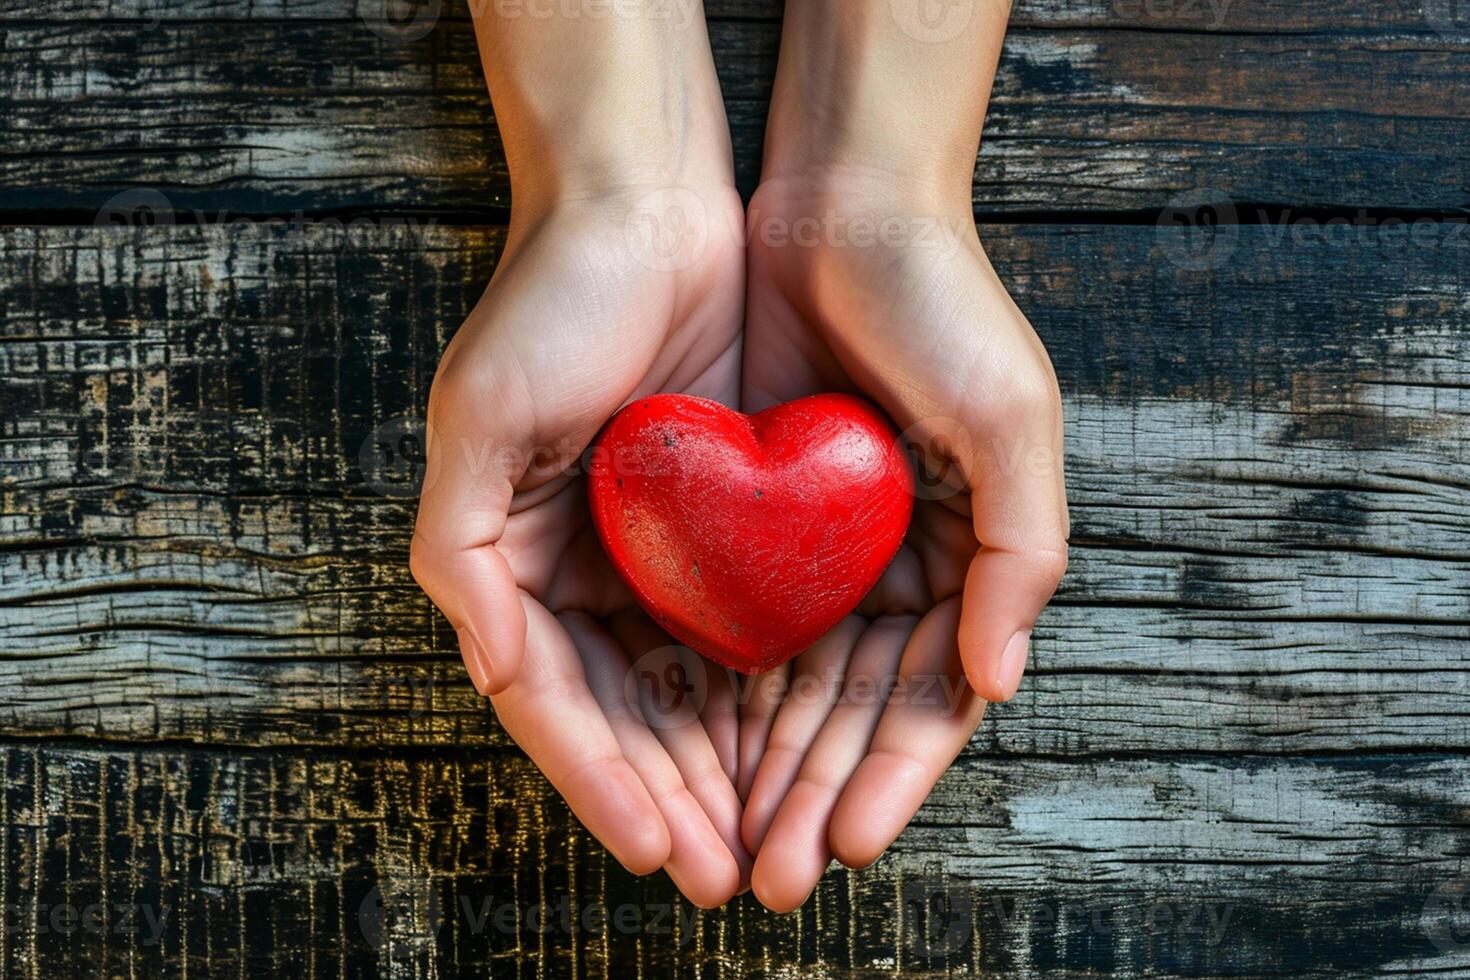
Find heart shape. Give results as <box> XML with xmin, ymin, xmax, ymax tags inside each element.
<box><xmin>588</xmin><ymin>393</ymin><xmax>914</xmax><ymax>674</ymax></box>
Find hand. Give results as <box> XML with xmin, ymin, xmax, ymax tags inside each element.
<box><xmin>410</xmin><ymin>186</ymin><xmax>754</xmax><ymax>907</ymax></box>
<box><xmin>735</xmin><ymin>176</ymin><xmax>1069</xmax><ymax>911</ymax></box>
<box><xmin>408</xmin><ymin>2</ymin><xmax>758</xmax><ymax>907</ymax></box>
<box><xmin>721</xmin><ymin>0</ymin><xmax>1061</xmax><ymax>914</ymax></box>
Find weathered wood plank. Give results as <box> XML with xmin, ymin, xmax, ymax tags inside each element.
<box><xmin>2</xmin><ymin>519</ymin><xmax>1468</xmax><ymax>752</ymax></box>
<box><xmin>0</xmin><ymin>743</ymin><xmax>1463</xmax><ymax>979</ymax></box>
<box><xmin>4</xmin><ymin>223</ymin><xmax>1466</xmax><ymax>486</ymax></box>
<box><xmin>1</xmin><ymin>3</ymin><xmax>1462</xmax><ymax>976</ymax></box>
<box><xmin>1</xmin><ymin>222</ymin><xmax>1465</xmax><ymax>752</ymax></box>
<box><xmin>1</xmin><ymin>0</ymin><xmax>1459</xmax><ymax>32</ymax></box>
<box><xmin>2</xmin><ymin>18</ymin><xmax>1467</xmax><ymax>213</ymax></box>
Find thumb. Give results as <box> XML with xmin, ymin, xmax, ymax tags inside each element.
<box><xmin>957</xmin><ymin>544</ymin><xmax>1067</xmax><ymax>702</ymax></box>
<box><xmin>409</xmin><ymin>415</ymin><xmax>527</xmax><ymax>696</ymax></box>
<box><xmin>954</xmin><ymin>392</ymin><xmax>1069</xmax><ymax>702</ymax></box>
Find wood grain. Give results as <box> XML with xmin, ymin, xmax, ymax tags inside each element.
<box><xmin>1</xmin><ymin>0</ymin><xmax>1458</xmax><ymax>31</ymax></box>
<box><xmin>2</xmin><ymin>9</ymin><xmax>1468</xmax><ymax>213</ymax></box>
<box><xmin>2</xmin><ymin>222</ymin><xmax>1465</xmax><ymax>754</ymax></box>
<box><xmin>0</xmin><ymin>742</ymin><xmax>1464</xmax><ymax>979</ymax></box>
<box><xmin>1</xmin><ymin>2</ymin><xmax>1467</xmax><ymax>974</ymax></box>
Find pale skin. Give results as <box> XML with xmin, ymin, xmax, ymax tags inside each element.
<box><xmin>411</xmin><ymin>0</ymin><xmax>1068</xmax><ymax>911</ymax></box>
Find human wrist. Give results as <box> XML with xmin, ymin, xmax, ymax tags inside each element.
<box><xmin>758</xmin><ymin>0</ymin><xmax>1010</xmax><ymax>207</ymax></box>
<box><xmin>508</xmin><ymin>145</ymin><xmax>737</xmax><ymax>227</ymax></box>
<box><xmin>759</xmin><ymin>98</ymin><xmax>981</xmax><ymax>209</ymax></box>
<box><xmin>747</xmin><ymin>171</ymin><xmax>975</xmax><ymax>245</ymax></box>
<box><xmin>472</xmin><ymin>2</ymin><xmax>735</xmax><ymax>218</ymax></box>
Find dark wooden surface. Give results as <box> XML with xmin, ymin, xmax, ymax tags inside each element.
<box><xmin>1</xmin><ymin>1</ymin><xmax>1468</xmax><ymax>977</ymax></box>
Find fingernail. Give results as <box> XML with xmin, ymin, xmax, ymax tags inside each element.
<box><xmin>993</xmin><ymin>630</ymin><xmax>1030</xmax><ymax>701</ymax></box>
<box><xmin>458</xmin><ymin>626</ymin><xmax>493</xmax><ymax>697</ymax></box>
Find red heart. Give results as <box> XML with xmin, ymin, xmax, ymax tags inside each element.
<box><xmin>588</xmin><ymin>393</ymin><xmax>914</xmax><ymax>674</ymax></box>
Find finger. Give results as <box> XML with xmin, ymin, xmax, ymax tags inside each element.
<box><xmin>411</xmin><ymin>408</ymin><xmax>528</xmax><ymax>696</ymax></box>
<box><xmin>701</xmin><ymin>661</ymin><xmax>741</xmax><ymax>787</ymax></box>
<box><xmin>955</xmin><ymin>382</ymin><xmax>1069</xmax><ymax>703</ymax></box>
<box><xmin>740</xmin><ymin>617</ymin><xmax>864</xmax><ymax>854</ymax></box>
<box><xmin>490</xmin><ymin>600</ymin><xmax>669</xmax><ymax>875</ymax></box>
<box><xmin>736</xmin><ymin>664</ymin><xmax>791</xmax><ymax>801</ymax></box>
<box><xmin>609</xmin><ymin>613</ymin><xmax>752</xmax><ymax>899</ymax></box>
<box><xmin>750</xmin><ymin>617</ymin><xmax>912</xmax><ymax>913</ymax></box>
<box><xmin>563</xmin><ymin>614</ymin><xmax>742</xmax><ymax>908</ymax></box>
<box><xmin>829</xmin><ymin>600</ymin><xmax>986</xmax><ymax>869</ymax></box>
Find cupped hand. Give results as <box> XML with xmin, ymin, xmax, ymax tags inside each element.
<box><xmin>410</xmin><ymin>186</ymin><xmax>753</xmax><ymax>906</ymax></box>
<box><xmin>735</xmin><ymin>176</ymin><xmax>1070</xmax><ymax>911</ymax></box>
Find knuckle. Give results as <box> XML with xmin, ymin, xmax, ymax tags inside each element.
<box><xmin>1024</xmin><ymin>540</ymin><xmax>1070</xmax><ymax>584</ymax></box>
<box><xmin>1005</xmin><ymin>368</ymin><xmax>1063</xmax><ymax>421</ymax></box>
<box><xmin>407</xmin><ymin>534</ymin><xmax>439</xmax><ymax>588</ymax></box>
<box><xmin>426</xmin><ymin>361</ymin><xmax>480</xmax><ymax>421</ymax></box>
